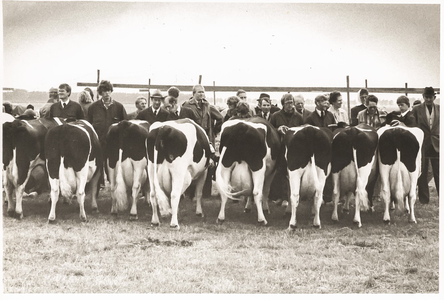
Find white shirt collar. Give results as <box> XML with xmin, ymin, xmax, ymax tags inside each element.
<box><xmin>400</xmin><ymin>108</ymin><xmax>411</xmax><ymax>117</ymax></box>
<box><xmin>61</xmin><ymin>99</ymin><xmax>70</xmax><ymax>106</ymax></box>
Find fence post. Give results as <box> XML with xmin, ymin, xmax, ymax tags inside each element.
<box><xmin>199</xmin><ymin>75</ymin><xmax>202</xmax><ymax>84</ymax></box>
<box><xmin>148</xmin><ymin>79</ymin><xmax>151</xmax><ymax>106</ymax></box>
<box><xmin>347</xmin><ymin>75</ymin><xmax>351</xmax><ymax>122</ymax></box>
<box><xmin>405</xmin><ymin>83</ymin><xmax>408</xmax><ymax>96</ymax></box>
<box><xmin>365</xmin><ymin>79</ymin><xmax>368</xmax><ymax>89</ymax></box>
<box><xmin>96</xmin><ymin>69</ymin><xmax>100</xmax><ymax>101</ymax></box>
<box><xmin>213</xmin><ymin>81</ymin><xmax>216</xmax><ymax>105</ymax></box>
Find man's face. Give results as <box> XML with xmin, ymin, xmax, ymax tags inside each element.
<box><xmin>397</xmin><ymin>102</ymin><xmax>409</xmax><ymax>113</ymax></box>
<box><xmin>423</xmin><ymin>94</ymin><xmax>436</xmax><ymax>106</ymax></box>
<box><xmin>50</xmin><ymin>90</ymin><xmax>59</xmax><ymax>100</ymax></box>
<box><xmin>58</xmin><ymin>88</ymin><xmax>69</xmax><ymax>101</ymax></box>
<box><xmin>316</xmin><ymin>98</ymin><xmax>330</xmax><ymax>111</ymax></box>
<box><xmin>294</xmin><ymin>98</ymin><xmax>304</xmax><ymax>113</ymax></box>
<box><xmin>101</xmin><ymin>90</ymin><xmax>112</xmax><ymax>102</ymax></box>
<box><xmin>152</xmin><ymin>98</ymin><xmax>162</xmax><ymax>109</ymax></box>
<box><xmin>260</xmin><ymin>101</ymin><xmax>271</xmax><ymax>113</ymax></box>
<box><xmin>238</xmin><ymin>92</ymin><xmax>247</xmax><ymax>101</ymax></box>
<box><xmin>136</xmin><ymin>99</ymin><xmax>147</xmax><ymax>111</ymax></box>
<box><xmin>360</xmin><ymin>94</ymin><xmax>368</xmax><ymax>105</ymax></box>
<box><xmin>194</xmin><ymin>86</ymin><xmax>205</xmax><ymax>101</ymax></box>
<box><xmin>367</xmin><ymin>101</ymin><xmax>378</xmax><ymax>115</ymax></box>
<box><xmin>283</xmin><ymin>99</ymin><xmax>295</xmax><ymax>113</ymax></box>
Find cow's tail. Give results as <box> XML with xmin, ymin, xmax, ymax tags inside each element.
<box><xmin>394</xmin><ymin>149</ymin><xmax>405</xmax><ymax>211</ymax></box>
<box><xmin>153</xmin><ymin>145</ymin><xmax>171</xmax><ymax>215</ymax></box>
<box><xmin>353</xmin><ymin>148</ymin><xmax>369</xmax><ymax>211</ymax></box>
<box><xmin>115</xmin><ymin>149</ymin><xmax>129</xmax><ymax>211</ymax></box>
<box><xmin>215</xmin><ymin>147</ymin><xmax>248</xmax><ymax>201</ymax></box>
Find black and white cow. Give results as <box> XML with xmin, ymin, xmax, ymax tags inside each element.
<box><xmin>330</xmin><ymin>124</ymin><xmax>379</xmax><ymax>227</ymax></box>
<box><xmin>284</xmin><ymin>125</ymin><xmax>333</xmax><ymax>229</ymax></box>
<box><xmin>215</xmin><ymin>117</ymin><xmax>281</xmax><ymax>225</ymax></box>
<box><xmin>147</xmin><ymin>118</ymin><xmax>211</xmax><ymax>229</ymax></box>
<box><xmin>377</xmin><ymin>125</ymin><xmax>424</xmax><ymax>224</ymax></box>
<box><xmin>3</xmin><ymin>117</ymin><xmax>63</xmax><ymax>218</ymax></box>
<box><xmin>45</xmin><ymin>119</ymin><xmax>102</xmax><ymax>222</ymax></box>
<box><xmin>106</xmin><ymin>120</ymin><xmax>150</xmax><ymax>220</ymax></box>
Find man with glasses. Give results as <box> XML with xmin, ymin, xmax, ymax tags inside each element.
<box><xmin>350</xmin><ymin>88</ymin><xmax>369</xmax><ymax>126</ymax></box>
<box><xmin>357</xmin><ymin>95</ymin><xmax>382</xmax><ymax>129</ymax></box>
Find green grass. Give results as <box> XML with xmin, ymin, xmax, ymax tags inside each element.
<box><xmin>3</xmin><ymin>183</ymin><xmax>439</xmax><ymax>293</ymax></box>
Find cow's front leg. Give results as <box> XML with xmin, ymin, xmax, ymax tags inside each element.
<box><xmin>5</xmin><ymin>177</ymin><xmax>15</xmax><ymax>217</ymax></box>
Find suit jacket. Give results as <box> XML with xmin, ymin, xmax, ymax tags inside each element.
<box><xmin>350</xmin><ymin>104</ymin><xmax>367</xmax><ymax>126</ymax></box>
<box><xmin>413</xmin><ymin>103</ymin><xmax>439</xmax><ymax>153</ymax></box>
<box><xmin>256</xmin><ymin>110</ymin><xmax>273</xmax><ymax>121</ymax></box>
<box><xmin>305</xmin><ymin>110</ymin><xmax>336</xmax><ymax>129</ymax></box>
<box><xmin>297</xmin><ymin>109</ymin><xmax>312</xmax><ymax>123</ymax></box>
<box><xmin>87</xmin><ymin>99</ymin><xmax>127</xmax><ymax>144</ymax></box>
<box><xmin>167</xmin><ymin>106</ymin><xmax>197</xmax><ymax>122</ymax></box>
<box><xmin>136</xmin><ymin>106</ymin><xmax>169</xmax><ymax>124</ymax></box>
<box><xmin>49</xmin><ymin>100</ymin><xmax>85</xmax><ymax>120</ymax></box>
<box><xmin>270</xmin><ymin>109</ymin><xmax>304</xmax><ymax>129</ymax></box>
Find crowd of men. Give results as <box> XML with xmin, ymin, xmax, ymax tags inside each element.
<box><xmin>2</xmin><ymin>81</ymin><xmax>439</xmax><ymax>205</ymax></box>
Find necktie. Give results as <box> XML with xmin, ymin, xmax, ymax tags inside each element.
<box><xmin>63</xmin><ymin>102</ymin><xmax>67</xmax><ymax>108</ymax></box>
<box><xmin>321</xmin><ymin>111</ymin><xmax>325</xmax><ymax>118</ymax></box>
<box><xmin>154</xmin><ymin>109</ymin><xmax>157</xmax><ymax>116</ymax></box>
<box><xmin>175</xmin><ymin>111</ymin><xmax>179</xmax><ymax>116</ymax></box>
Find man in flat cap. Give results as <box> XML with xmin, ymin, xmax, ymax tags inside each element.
<box><xmin>254</xmin><ymin>93</ymin><xmax>279</xmax><ymax>116</ymax></box>
<box><xmin>413</xmin><ymin>86</ymin><xmax>440</xmax><ymax>204</ymax></box>
<box><xmin>136</xmin><ymin>89</ymin><xmax>169</xmax><ymax>124</ymax></box>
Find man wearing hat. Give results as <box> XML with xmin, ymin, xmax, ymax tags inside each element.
<box><xmin>254</xmin><ymin>93</ymin><xmax>279</xmax><ymax>116</ymax></box>
<box><xmin>413</xmin><ymin>86</ymin><xmax>440</xmax><ymax>204</ymax></box>
<box><xmin>136</xmin><ymin>89</ymin><xmax>169</xmax><ymax>124</ymax></box>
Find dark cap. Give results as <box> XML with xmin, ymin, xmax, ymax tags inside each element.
<box><xmin>423</xmin><ymin>87</ymin><xmax>436</xmax><ymax>96</ymax></box>
<box><xmin>257</xmin><ymin>93</ymin><xmax>270</xmax><ymax>102</ymax></box>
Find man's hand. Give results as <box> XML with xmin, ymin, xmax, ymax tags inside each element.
<box><xmin>278</xmin><ymin>125</ymin><xmax>289</xmax><ymax>135</ymax></box>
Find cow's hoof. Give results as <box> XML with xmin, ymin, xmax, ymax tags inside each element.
<box><xmin>196</xmin><ymin>213</ymin><xmax>203</xmax><ymax>218</ymax></box>
<box><xmin>129</xmin><ymin>214</ymin><xmax>138</xmax><ymax>221</ymax></box>
<box><xmin>313</xmin><ymin>224</ymin><xmax>321</xmax><ymax>229</ymax></box>
<box><xmin>244</xmin><ymin>208</ymin><xmax>251</xmax><ymax>213</ymax></box>
<box><xmin>383</xmin><ymin>220</ymin><xmax>391</xmax><ymax>225</ymax></box>
<box><xmin>258</xmin><ymin>220</ymin><xmax>267</xmax><ymax>226</ymax></box>
<box><xmin>289</xmin><ymin>224</ymin><xmax>297</xmax><ymax>230</ymax></box>
<box><xmin>353</xmin><ymin>221</ymin><xmax>362</xmax><ymax>228</ymax></box>
<box><xmin>80</xmin><ymin>217</ymin><xmax>88</xmax><ymax>223</ymax></box>
<box><xmin>408</xmin><ymin>219</ymin><xmax>417</xmax><ymax>224</ymax></box>
<box><xmin>91</xmin><ymin>207</ymin><xmax>99</xmax><ymax>214</ymax></box>
<box><xmin>110</xmin><ymin>211</ymin><xmax>118</xmax><ymax>217</ymax></box>
<box><xmin>48</xmin><ymin>219</ymin><xmax>57</xmax><ymax>224</ymax></box>
<box><xmin>7</xmin><ymin>210</ymin><xmax>15</xmax><ymax>217</ymax></box>
<box><xmin>343</xmin><ymin>209</ymin><xmax>349</xmax><ymax>214</ymax></box>
<box><xmin>16</xmin><ymin>212</ymin><xmax>24</xmax><ymax>220</ymax></box>
<box><xmin>216</xmin><ymin>218</ymin><xmax>224</xmax><ymax>224</ymax></box>
<box><xmin>151</xmin><ymin>222</ymin><xmax>159</xmax><ymax>227</ymax></box>
<box><xmin>170</xmin><ymin>225</ymin><xmax>180</xmax><ymax>230</ymax></box>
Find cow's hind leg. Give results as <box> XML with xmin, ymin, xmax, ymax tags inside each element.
<box><xmin>288</xmin><ymin>171</ymin><xmax>301</xmax><ymax>230</ymax></box>
<box><xmin>5</xmin><ymin>177</ymin><xmax>15</xmax><ymax>217</ymax></box>
<box><xmin>48</xmin><ymin>178</ymin><xmax>60</xmax><ymax>223</ymax></box>
<box><xmin>89</xmin><ymin>168</ymin><xmax>101</xmax><ymax>214</ymax></box>
<box><xmin>76</xmin><ymin>170</ymin><xmax>89</xmax><ymax>222</ymax></box>
<box><xmin>129</xmin><ymin>165</ymin><xmax>145</xmax><ymax>221</ymax></box>
<box><xmin>331</xmin><ymin>173</ymin><xmax>340</xmax><ymax>222</ymax></box>
<box><xmin>194</xmin><ymin>170</ymin><xmax>207</xmax><ymax>218</ymax></box>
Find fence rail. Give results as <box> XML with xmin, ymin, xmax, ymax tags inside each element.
<box><xmin>77</xmin><ymin>82</ymin><xmax>439</xmax><ymax>95</ymax></box>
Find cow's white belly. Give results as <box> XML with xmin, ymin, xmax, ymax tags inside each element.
<box><xmin>230</xmin><ymin>161</ymin><xmax>253</xmax><ymax>194</ymax></box>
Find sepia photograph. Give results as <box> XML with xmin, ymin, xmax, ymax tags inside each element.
<box><xmin>2</xmin><ymin>0</ymin><xmax>441</xmax><ymax>295</ymax></box>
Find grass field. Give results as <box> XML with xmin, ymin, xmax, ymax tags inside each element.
<box><xmin>2</xmin><ymin>181</ymin><xmax>439</xmax><ymax>293</ymax></box>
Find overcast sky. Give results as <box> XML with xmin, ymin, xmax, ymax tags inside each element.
<box><xmin>2</xmin><ymin>1</ymin><xmax>441</xmax><ymax>100</ymax></box>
